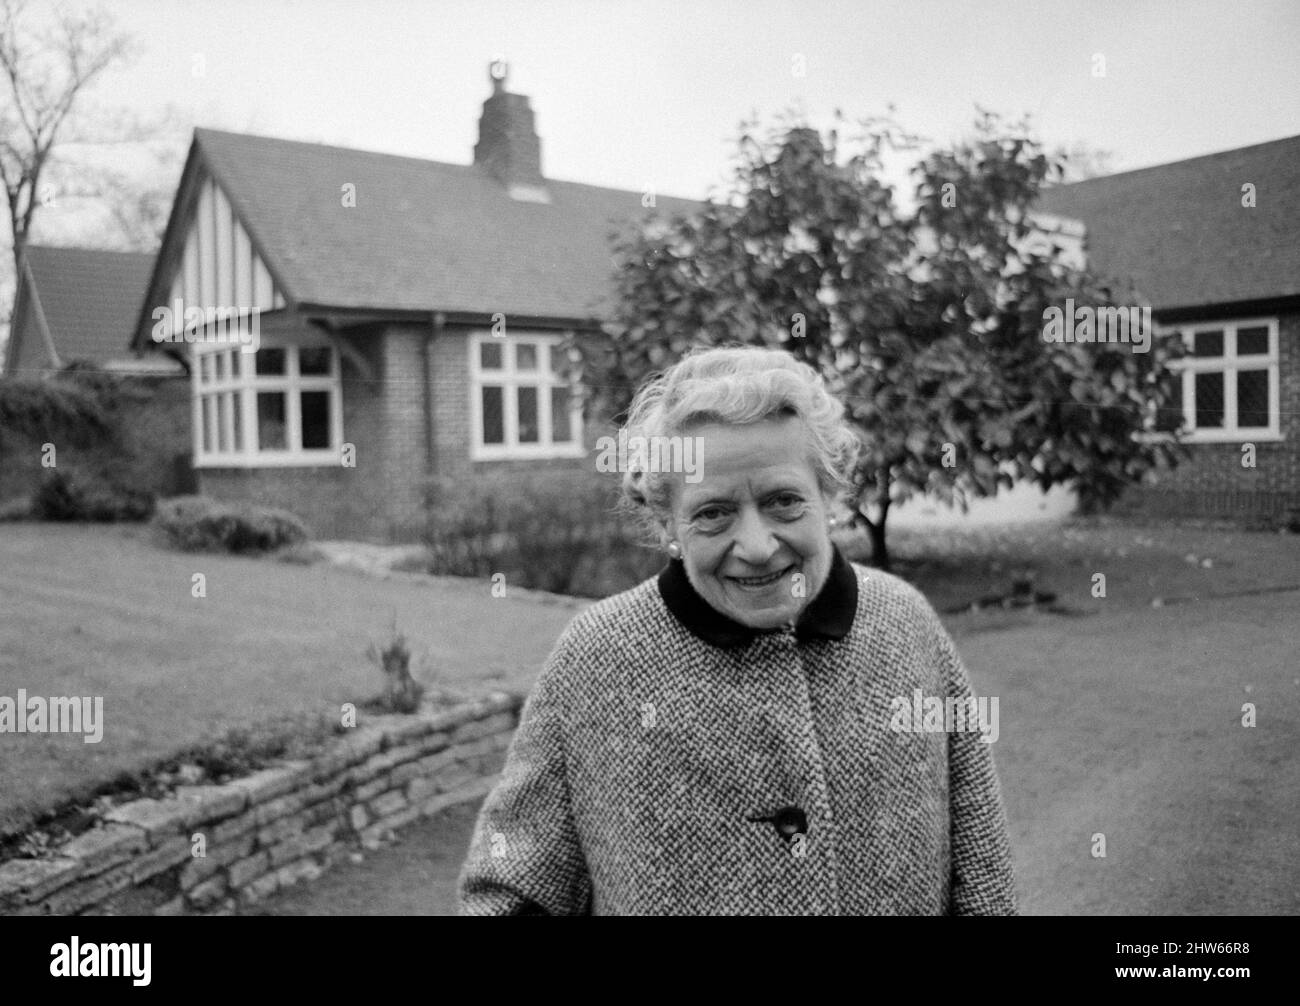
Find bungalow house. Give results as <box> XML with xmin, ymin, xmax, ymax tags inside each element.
<box><xmin>1037</xmin><ymin>135</ymin><xmax>1300</xmax><ymax>523</ymax></box>
<box><xmin>133</xmin><ymin>65</ymin><xmax>699</xmax><ymax>540</ymax></box>
<box><xmin>4</xmin><ymin>246</ymin><xmax>181</xmax><ymax>376</ymax></box>
<box><xmin>131</xmin><ymin>61</ymin><xmax>1297</xmax><ymax>540</ymax></box>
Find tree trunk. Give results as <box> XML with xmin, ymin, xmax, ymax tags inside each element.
<box><xmin>867</xmin><ymin>509</ymin><xmax>891</xmax><ymax>572</ymax></box>
<box><xmin>864</xmin><ymin>469</ymin><xmax>892</xmax><ymax>572</ymax></box>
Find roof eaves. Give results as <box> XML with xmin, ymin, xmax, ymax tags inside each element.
<box><xmin>133</xmin><ymin>138</ymin><xmax>204</xmax><ymax>351</ymax></box>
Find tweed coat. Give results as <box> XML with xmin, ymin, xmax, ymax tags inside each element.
<box><xmin>458</xmin><ymin>546</ymin><xmax>1017</xmax><ymax>915</ymax></box>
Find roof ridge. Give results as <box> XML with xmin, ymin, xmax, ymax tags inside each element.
<box><xmin>1047</xmin><ymin>132</ymin><xmax>1300</xmax><ymax>190</ymax></box>
<box><xmin>193</xmin><ymin>125</ymin><xmax>705</xmax><ymax>205</ymax></box>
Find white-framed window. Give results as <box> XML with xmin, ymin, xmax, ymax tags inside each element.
<box><xmin>1163</xmin><ymin>318</ymin><xmax>1282</xmax><ymax>442</ymax></box>
<box><xmin>469</xmin><ymin>331</ymin><xmax>583</xmax><ymax>460</ymax></box>
<box><xmin>193</xmin><ymin>338</ymin><xmax>343</xmax><ymax>466</ymax></box>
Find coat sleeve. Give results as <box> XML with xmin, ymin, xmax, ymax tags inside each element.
<box><xmin>937</xmin><ymin>626</ymin><xmax>1018</xmax><ymax>916</ymax></box>
<box><xmin>457</xmin><ymin>636</ymin><xmax>593</xmax><ymax>916</ymax></box>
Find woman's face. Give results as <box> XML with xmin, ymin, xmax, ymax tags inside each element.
<box><xmin>665</xmin><ymin>415</ymin><xmax>835</xmax><ymax>630</ymax></box>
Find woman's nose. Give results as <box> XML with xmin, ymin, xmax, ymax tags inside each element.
<box><xmin>731</xmin><ymin>508</ymin><xmax>779</xmax><ymax>565</ymax></box>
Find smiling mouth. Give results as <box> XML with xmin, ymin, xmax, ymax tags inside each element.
<box><xmin>727</xmin><ymin>565</ymin><xmax>795</xmax><ymax>588</ymax></box>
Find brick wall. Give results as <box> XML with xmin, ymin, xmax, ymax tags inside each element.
<box><xmin>202</xmin><ymin>320</ymin><xmax>623</xmax><ymax>542</ymax></box>
<box><xmin>199</xmin><ymin>324</ymin><xmax>393</xmax><ymax>540</ymax></box>
<box><xmin>1115</xmin><ymin>311</ymin><xmax>1300</xmax><ymax>521</ymax></box>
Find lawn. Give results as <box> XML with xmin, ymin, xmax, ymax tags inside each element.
<box><xmin>839</xmin><ymin>514</ymin><xmax>1300</xmax><ymax>615</ymax></box>
<box><xmin>0</xmin><ymin>522</ymin><xmax>581</xmax><ymax>838</ymax></box>
<box><xmin>2</xmin><ymin>515</ymin><xmax>1297</xmax><ymax>915</ymax></box>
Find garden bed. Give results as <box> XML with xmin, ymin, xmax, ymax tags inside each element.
<box><xmin>0</xmin><ymin>693</ymin><xmax>521</xmax><ymax>916</ymax></box>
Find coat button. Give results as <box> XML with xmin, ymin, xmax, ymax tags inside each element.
<box><xmin>773</xmin><ymin>806</ymin><xmax>807</xmax><ymax>838</ymax></box>
<box><xmin>748</xmin><ymin>805</ymin><xmax>807</xmax><ymax>841</ymax></box>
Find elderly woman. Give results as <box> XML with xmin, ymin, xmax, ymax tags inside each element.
<box><xmin>458</xmin><ymin>345</ymin><xmax>1016</xmax><ymax>915</ymax></box>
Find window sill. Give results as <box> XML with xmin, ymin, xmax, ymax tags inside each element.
<box><xmin>470</xmin><ymin>444</ymin><xmax>587</xmax><ymax>462</ymax></box>
<box><xmin>1182</xmin><ymin>431</ymin><xmax>1285</xmax><ymax>444</ymax></box>
<box><xmin>195</xmin><ymin>451</ymin><xmax>343</xmax><ymax>468</ymax></box>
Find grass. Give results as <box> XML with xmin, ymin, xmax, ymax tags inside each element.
<box><xmin>0</xmin><ymin>522</ymin><xmax>580</xmax><ymax>840</ymax></box>
<box><xmin>839</xmin><ymin>514</ymin><xmax>1300</xmax><ymax>615</ymax></box>
<box><xmin>3</xmin><ymin>514</ymin><xmax>1297</xmax><ymax>914</ymax></box>
<box><xmin>260</xmin><ymin>515</ymin><xmax>1300</xmax><ymax>916</ymax></box>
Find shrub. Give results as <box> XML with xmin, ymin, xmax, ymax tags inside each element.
<box><xmin>0</xmin><ymin>376</ymin><xmax>110</xmax><ymax>446</ymax></box>
<box><xmin>423</xmin><ymin>467</ymin><xmax>662</xmax><ymax>596</ymax></box>
<box><xmin>365</xmin><ymin>626</ymin><xmax>425</xmax><ymax>714</ymax></box>
<box><xmin>152</xmin><ymin>495</ymin><xmax>309</xmax><ymax>553</ymax></box>
<box><xmin>30</xmin><ymin>470</ymin><xmax>155</xmax><ymax>522</ymax></box>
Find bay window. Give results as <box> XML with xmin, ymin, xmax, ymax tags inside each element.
<box><xmin>193</xmin><ymin>340</ymin><xmax>343</xmax><ymax>466</ymax></box>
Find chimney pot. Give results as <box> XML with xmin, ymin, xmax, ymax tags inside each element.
<box><xmin>474</xmin><ymin>62</ymin><xmax>549</xmax><ymax>202</ymax></box>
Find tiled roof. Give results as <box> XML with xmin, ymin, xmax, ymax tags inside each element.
<box><xmin>1036</xmin><ymin>134</ymin><xmax>1300</xmax><ymax>311</ymax></box>
<box><xmin>193</xmin><ymin>128</ymin><xmax>703</xmax><ymax>321</ymax></box>
<box><xmin>23</xmin><ymin>246</ymin><xmax>155</xmax><ymax>362</ymax></box>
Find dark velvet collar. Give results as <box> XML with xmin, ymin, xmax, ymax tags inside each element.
<box><xmin>656</xmin><ymin>545</ymin><xmax>858</xmax><ymax>649</ymax></box>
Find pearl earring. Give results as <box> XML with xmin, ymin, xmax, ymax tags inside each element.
<box><xmin>666</xmin><ymin>541</ymin><xmax>683</xmax><ymax>560</ymax></box>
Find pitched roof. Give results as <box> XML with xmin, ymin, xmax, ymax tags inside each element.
<box><xmin>1036</xmin><ymin>134</ymin><xmax>1300</xmax><ymax>311</ymax></box>
<box><xmin>190</xmin><ymin>127</ymin><xmax>703</xmax><ymax>321</ymax></box>
<box><xmin>22</xmin><ymin>246</ymin><xmax>156</xmax><ymax>363</ymax></box>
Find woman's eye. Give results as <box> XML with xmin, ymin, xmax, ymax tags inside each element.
<box><xmin>695</xmin><ymin>507</ymin><xmax>728</xmax><ymax>523</ymax></box>
<box><xmin>769</xmin><ymin>494</ymin><xmax>805</xmax><ymax>512</ymax></box>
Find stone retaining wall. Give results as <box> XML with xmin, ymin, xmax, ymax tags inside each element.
<box><xmin>0</xmin><ymin>692</ymin><xmax>522</xmax><ymax>916</ymax></box>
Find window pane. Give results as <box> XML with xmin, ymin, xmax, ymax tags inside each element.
<box><xmin>480</xmin><ymin>342</ymin><xmax>503</xmax><ymax>370</ymax></box>
<box><xmin>1194</xmin><ymin>372</ymin><xmax>1224</xmax><ymax>428</ymax></box>
<box><xmin>300</xmin><ymin>346</ymin><xmax>332</xmax><ymax>375</ymax></box>
<box><xmin>516</xmin><ymin>343</ymin><xmax>538</xmax><ymax>370</ymax></box>
<box><xmin>257</xmin><ymin>348</ymin><xmax>287</xmax><ymax>375</ymax></box>
<box><xmin>200</xmin><ymin>354</ymin><xmax>215</xmax><ymax>384</ymax></box>
<box><xmin>203</xmin><ymin>396</ymin><xmax>216</xmax><ymax>453</ymax></box>
<box><xmin>1236</xmin><ymin>326</ymin><xmax>1269</xmax><ymax>356</ymax></box>
<box><xmin>220</xmin><ymin>351</ymin><xmax>235</xmax><ymax>382</ymax></box>
<box><xmin>551</xmin><ymin>386</ymin><xmax>572</xmax><ymax>442</ymax></box>
<box><xmin>301</xmin><ymin>391</ymin><xmax>331</xmax><ymax>448</ymax></box>
<box><xmin>258</xmin><ymin>392</ymin><xmax>287</xmax><ymax>449</ymax></box>
<box><xmin>481</xmin><ymin>386</ymin><xmax>504</xmax><ymax>444</ymax></box>
<box><xmin>232</xmin><ymin>392</ymin><xmax>243</xmax><ymax>452</ymax></box>
<box><xmin>1192</xmin><ymin>329</ymin><xmax>1223</xmax><ymax>357</ymax></box>
<box><xmin>218</xmin><ymin>394</ymin><xmax>230</xmax><ymax>453</ymax></box>
<box><xmin>1237</xmin><ymin>370</ymin><xmax>1269</xmax><ymax>428</ymax></box>
<box><xmin>517</xmin><ymin>386</ymin><xmax>539</xmax><ymax>443</ymax></box>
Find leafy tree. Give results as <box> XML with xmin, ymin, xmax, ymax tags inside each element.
<box><xmin>576</xmin><ymin>110</ymin><xmax>1185</xmax><ymax>570</ymax></box>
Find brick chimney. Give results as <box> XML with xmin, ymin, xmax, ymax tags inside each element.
<box><xmin>473</xmin><ymin>61</ymin><xmax>550</xmax><ymax>203</ymax></box>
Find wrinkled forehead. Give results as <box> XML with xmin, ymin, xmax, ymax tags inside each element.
<box><xmin>670</xmin><ymin>416</ymin><xmax>822</xmax><ymax>507</ymax></box>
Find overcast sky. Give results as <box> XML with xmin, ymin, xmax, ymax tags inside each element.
<box><xmin>72</xmin><ymin>0</ymin><xmax>1300</xmax><ymax>202</ymax></box>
